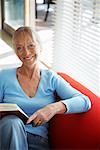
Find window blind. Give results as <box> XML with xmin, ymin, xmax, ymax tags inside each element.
<box><xmin>52</xmin><ymin>0</ymin><xmax>100</xmax><ymax>97</ymax></box>
<box><xmin>37</xmin><ymin>29</ymin><xmax>54</xmax><ymax>67</ymax></box>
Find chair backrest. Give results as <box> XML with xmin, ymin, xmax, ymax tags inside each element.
<box><xmin>49</xmin><ymin>72</ymin><xmax>100</xmax><ymax>149</ymax></box>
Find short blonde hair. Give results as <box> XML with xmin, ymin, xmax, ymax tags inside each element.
<box><xmin>12</xmin><ymin>26</ymin><xmax>41</xmax><ymax>50</ymax></box>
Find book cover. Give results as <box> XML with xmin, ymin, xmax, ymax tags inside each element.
<box><xmin>0</xmin><ymin>103</ymin><xmax>29</xmax><ymax>124</ymax></box>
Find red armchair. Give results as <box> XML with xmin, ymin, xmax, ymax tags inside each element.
<box><xmin>49</xmin><ymin>73</ymin><xmax>100</xmax><ymax>149</ymax></box>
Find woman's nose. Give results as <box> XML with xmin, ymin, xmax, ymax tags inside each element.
<box><xmin>23</xmin><ymin>47</ymin><xmax>30</xmax><ymax>55</ymax></box>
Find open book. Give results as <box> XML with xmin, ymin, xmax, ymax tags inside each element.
<box><xmin>0</xmin><ymin>103</ymin><xmax>29</xmax><ymax>124</ymax></box>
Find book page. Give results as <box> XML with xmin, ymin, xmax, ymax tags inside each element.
<box><xmin>0</xmin><ymin>103</ymin><xmax>29</xmax><ymax>124</ymax></box>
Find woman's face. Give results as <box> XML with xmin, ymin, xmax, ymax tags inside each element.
<box><xmin>13</xmin><ymin>31</ymin><xmax>40</xmax><ymax>68</ymax></box>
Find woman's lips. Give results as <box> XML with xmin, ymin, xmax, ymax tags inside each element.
<box><xmin>23</xmin><ymin>56</ymin><xmax>33</xmax><ymax>60</ymax></box>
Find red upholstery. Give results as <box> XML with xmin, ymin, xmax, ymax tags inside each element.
<box><xmin>49</xmin><ymin>73</ymin><xmax>100</xmax><ymax>149</ymax></box>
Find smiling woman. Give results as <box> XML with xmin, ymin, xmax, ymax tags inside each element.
<box><xmin>0</xmin><ymin>26</ymin><xmax>91</xmax><ymax>150</ymax></box>
<box><xmin>12</xmin><ymin>27</ymin><xmax>40</xmax><ymax>70</ymax></box>
<box><xmin>12</xmin><ymin>27</ymin><xmax>41</xmax><ymax>98</ymax></box>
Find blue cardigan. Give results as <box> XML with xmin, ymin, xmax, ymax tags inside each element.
<box><xmin>0</xmin><ymin>68</ymin><xmax>91</xmax><ymax>139</ymax></box>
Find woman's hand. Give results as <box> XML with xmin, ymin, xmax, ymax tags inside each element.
<box><xmin>26</xmin><ymin>102</ymin><xmax>66</xmax><ymax>127</ymax></box>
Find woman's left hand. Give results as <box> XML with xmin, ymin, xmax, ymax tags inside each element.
<box><xmin>26</xmin><ymin>102</ymin><xmax>66</xmax><ymax>126</ymax></box>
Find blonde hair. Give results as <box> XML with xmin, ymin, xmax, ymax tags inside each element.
<box><xmin>12</xmin><ymin>26</ymin><xmax>42</xmax><ymax>50</ymax></box>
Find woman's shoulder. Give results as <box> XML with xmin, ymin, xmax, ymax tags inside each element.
<box><xmin>0</xmin><ymin>68</ymin><xmax>16</xmax><ymax>78</ymax></box>
<box><xmin>41</xmin><ymin>69</ymin><xmax>58</xmax><ymax>78</ymax></box>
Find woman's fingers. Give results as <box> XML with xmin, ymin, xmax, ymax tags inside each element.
<box><xmin>26</xmin><ymin>112</ymin><xmax>43</xmax><ymax>126</ymax></box>
<box><xmin>32</xmin><ymin>119</ymin><xmax>43</xmax><ymax>127</ymax></box>
<box><xmin>26</xmin><ymin>113</ymin><xmax>37</xmax><ymax>124</ymax></box>
<box><xmin>26</xmin><ymin>104</ymin><xmax>56</xmax><ymax>126</ymax></box>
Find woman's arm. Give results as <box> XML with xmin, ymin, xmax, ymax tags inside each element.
<box><xmin>54</xmin><ymin>74</ymin><xmax>91</xmax><ymax>114</ymax></box>
<box><xmin>27</xmin><ymin>72</ymin><xmax>91</xmax><ymax>126</ymax></box>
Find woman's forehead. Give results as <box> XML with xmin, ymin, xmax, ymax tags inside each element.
<box><xmin>15</xmin><ymin>31</ymin><xmax>32</xmax><ymax>39</ymax></box>
<box><xmin>14</xmin><ymin>32</ymin><xmax>36</xmax><ymax>44</ymax></box>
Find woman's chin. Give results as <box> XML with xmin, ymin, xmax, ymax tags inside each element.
<box><xmin>23</xmin><ymin>60</ymin><xmax>37</xmax><ymax>68</ymax></box>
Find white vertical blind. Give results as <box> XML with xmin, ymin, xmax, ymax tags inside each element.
<box><xmin>52</xmin><ymin>0</ymin><xmax>100</xmax><ymax>97</ymax></box>
<box><xmin>37</xmin><ymin>29</ymin><xmax>54</xmax><ymax>67</ymax></box>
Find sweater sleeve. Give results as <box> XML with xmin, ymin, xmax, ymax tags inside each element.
<box><xmin>53</xmin><ymin>74</ymin><xmax>91</xmax><ymax>114</ymax></box>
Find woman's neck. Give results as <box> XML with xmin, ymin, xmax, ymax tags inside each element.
<box><xmin>18</xmin><ymin>64</ymin><xmax>40</xmax><ymax>80</ymax></box>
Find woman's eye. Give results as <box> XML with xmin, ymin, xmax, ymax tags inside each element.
<box><xmin>16</xmin><ymin>47</ymin><xmax>23</xmax><ymax>51</ymax></box>
<box><xmin>28</xmin><ymin>44</ymin><xmax>35</xmax><ymax>49</ymax></box>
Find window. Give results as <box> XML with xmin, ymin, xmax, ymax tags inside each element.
<box><xmin>0</xmin><ymin>39</ymin><xmax>21</xmax><ymax>69</ymax></box>
<box><xmin>52</xmin><ymin>0</ymin><xmax>100</xmax><ymax>96</ymax></box>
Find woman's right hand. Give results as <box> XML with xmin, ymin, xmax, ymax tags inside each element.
<box><xmin>26</xmin><ymin>102</ymin><xmax>66</xmax><ymax>126</ymax></box>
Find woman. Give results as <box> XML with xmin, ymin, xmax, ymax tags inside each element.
<box><xmin>0</xmin><ymin>27</ymin><xmax>91</xmax><ymax>150</ymax></box>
